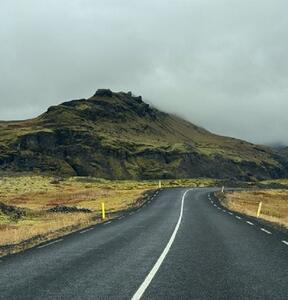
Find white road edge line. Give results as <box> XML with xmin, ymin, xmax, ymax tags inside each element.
<box><xmin>282</xmin><ymin>240</ymin><xmax>288</xmax><ymax>246</ymax></box>
<box><xmin>80</xmin><ymin>228</ymin><xmax>94</xmax><ymax>234</ymax></box>
<box><xmin>131</xmin><ymin>188</ymin><xmax>192</xmax><ymax>300</ymax></box>
<box><xmin>38</xmin><ymin>239</ymin><xmax>63</xmax><ymax>249</ymax></box>
<box><xmin>246</xmin><ymin>221</ymin><xmax>254</xmax><ymax>226</ymax></box>
<box><xmin>236</xmin><ymin>216</ymin><xmax>242</xmax><ymax>220</ymax></box>
<box><xmin>260</xmin><ymin>228</ymin><xmax>272</xmax><ymax>235</ymax></box>
<box><xmin>104</xmin><ymin>221</ymin><xmax>112</xmax><ymax>225</ymax></box>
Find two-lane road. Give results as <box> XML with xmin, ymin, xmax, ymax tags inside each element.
<box><xmin>0</xmin><ymin>188</ymin><xmax>287</xmax><ymax>299</ymax></box>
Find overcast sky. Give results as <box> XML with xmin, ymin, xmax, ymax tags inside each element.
<box><xmin>1</xmin><ymin>0</ymin><xmax>288</xmax><ymax>145</ymax></box>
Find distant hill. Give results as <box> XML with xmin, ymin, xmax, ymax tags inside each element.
<box><xmin>0</xmin><ymin>89</ymin><xmax>287</xmax><ymax>180</ymax></box>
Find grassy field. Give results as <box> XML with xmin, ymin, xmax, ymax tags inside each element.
<box><xmin>0</xmin><ymin>175</ymin><xmax>217</xmax><ymax>256</ymax></box>
<box><xmin>219</xmin><ymin>189</ymin><xmax>288</xmax><ymax>230</ymax></box>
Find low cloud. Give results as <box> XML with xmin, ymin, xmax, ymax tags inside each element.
<box><xmin>1</xmin><ymin>0</ymin><xmax>288</xmax><ymax>145</ymax></box>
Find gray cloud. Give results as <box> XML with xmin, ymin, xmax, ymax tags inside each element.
<box><xmin>1</xmin><ymin>0</ymin><xmax>288</xmax><ymax>145</ymax></box>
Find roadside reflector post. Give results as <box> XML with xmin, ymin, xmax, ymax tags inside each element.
<box><xmin>257</xmin><ymin>201</ymin><xmax>262</xmax><ymax>218</ymax></box>
<box><xmin>221</xmin><ymin>186</ymin><xmax>224</xmax><ymax>193</ymax></box>
<box><xmin>101</xmin><ymin>202</ymin><xmax>106</xmax><ymax>220</ymax></box>
<box><xmin>159</xmin><ymin>180</ymin><xmax>162</xmax><ymax>189</ymax></box>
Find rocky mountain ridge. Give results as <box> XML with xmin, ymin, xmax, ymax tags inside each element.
<box><xmin>0</xmin><ymin>89</ymin><xmax>287</xmax><ymax>180</ymax></box>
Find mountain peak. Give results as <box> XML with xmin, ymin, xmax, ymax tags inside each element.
<box><xmin>91</xmin><ymin>89</ymin><xmax>143</xmax><ymax>103</ymax></box>
<box><xmin>42</xmin><ymin>89</ymin><xmax>154</xmax><ymax>125</ymax></box>
<box><xmin>94</xmin><ymin>89</ymin><xmax>113</xmax><ymax>97</ymax></box>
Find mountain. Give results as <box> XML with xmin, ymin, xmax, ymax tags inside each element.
<box><xmin>0</xmin><ymin>89</ymin><xmax>287</xmax><ymax>180</ymax></box>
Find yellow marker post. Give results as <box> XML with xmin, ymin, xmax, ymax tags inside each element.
<box><xmin>101</xmin><ymin>202</ymin><xmax>106</xmax><ymax>220</ymax></box>
<box><xmin>159</xmin><ymin>180</ymin><xmax>162</xmax><ymax>189</ymax></box>
<box><xmin>257</xmin><ymin>201</ymin><xmax>262</xmax><ymax>218</ymax></box>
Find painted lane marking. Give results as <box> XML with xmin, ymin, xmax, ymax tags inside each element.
<box><xmin>132</xmin><ymin>189</ymin><xmax>192</xmax><ymax>300</ymax></box>
<box><xmin>80</xmin><ymin>228</ymin><xmax>94</xmax><ymax>234</ymax></box>
<box><xmin>282</xmin><ymin>240</ymin><xmax>288</xmax><ymax>246</ymax></box>
<box><xmin>235</xmin><ymin>216</ymin><xmax>242</xmax><ymax>220</ymax></box>
<box><xmin>222</xmin><ymin>209</ymin><xmax>226</xmax><ymax>213</ymax></box>
<box><xmin>246</xmin><ymin>221</ymin><xmax>254</xmax><ymax>226</ymax></box>
<box><xmin>104</xmin><ymin>221</ymin><xmax>112</xmax><ymax>225</ymax></box>
<box><xmin>228</xmin><ymin>212</ymin><xmax>234</xmax><ymax>215</ymax></box>
<box><xmin>213</xmin><ymin>204</ymin><xmax>217</xmax><ymax>207</ymax></box>
<box><xmin>38</xmin><ymin>239</ymin><xmax>63</xmax><ymax>249</ymax></box>
<box><xmin>260</xmin><ymin>228</ymin><xmax>272</xmax><ymax>235</ymax></box>
<box><xmin>217</xmin><ymin>207</ymin><xmax>221</xmax><ymax>210</ymax></box>
<box><xmin>118</xmin><ymin>216</ymin><xmax>124</xmax><ymax>220</ymax></box>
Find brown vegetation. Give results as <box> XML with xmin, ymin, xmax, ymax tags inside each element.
<box><xmin>0</xmin><ymin>175</ymin><xmax>216</xmax><ymax>256</ymax></box>
<box><xmin>219</xmin><ymin>190</ymin><xmax>288</xmax><ymax>229</ymax></box>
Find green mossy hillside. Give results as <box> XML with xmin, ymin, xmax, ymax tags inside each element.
<box><xmin>0</xmin><ymin>89</ymin><xmax>287</xmax><ymax>180</ymax></box>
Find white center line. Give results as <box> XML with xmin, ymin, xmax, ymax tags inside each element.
<box><xmin>246</xmin><ymin>221</ymin><xmax>254</xmax><ymax>226</ymax></box>
<box><xmin>38</xmin><ymin>239</ymin><xmax>63</xmax><ymax>249</ymax></box>
<box><xmin>260</xmin><ymin>228</ymin><xmax>272</xmax><ymax>235</ymax></box>
<box><xmin>282</xmin><ymin>240</ymin><xmax>288</xmax><ymax>246</ymax></box>
<box><xmin>131</xmin><ymin>189</ymin><xmax>192</xmax><ymax>300</ymax></box>
<box><xmin>80</xmin><ymin>228</ymin><xmax>94</xmax><ymax>234</ymax></box>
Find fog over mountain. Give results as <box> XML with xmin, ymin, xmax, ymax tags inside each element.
<box><xmin>1</xmin><ymin>0</ymin><xmax>288</xmax><ymax>145</ymax></box>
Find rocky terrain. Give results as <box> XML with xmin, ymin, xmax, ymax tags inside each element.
<box><xmin>0</xmin><ymin>89</ymin><xmax>287</xmax><ymax>180</ymax></box>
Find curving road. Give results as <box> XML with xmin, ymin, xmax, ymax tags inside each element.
<box><xmin>0</xmin><ymin>188</ymin><xmax>287</xmax><ymax>299</ymax></box>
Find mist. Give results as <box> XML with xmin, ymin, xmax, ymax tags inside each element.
<box><xmin>1</xmin><ymin>0</ymin><xmax>288</xmax><ymax>145</ymax></box>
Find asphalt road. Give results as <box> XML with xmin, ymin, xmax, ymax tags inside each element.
<box><xmin>0</xmin><ymin>188</ymin><xmax>287</xmax><ymax>299</ymax></box>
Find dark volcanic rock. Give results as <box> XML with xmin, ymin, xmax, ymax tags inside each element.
<box><xmin>0</xmin><ymin>202</ymin><xmax>26</xmax><ymax>220</ymax></box>
<box><xmin>94</xmin><ymin>89</ymin><xmax>113</xmax><ymax>97</ymax></box>
<box><xmin>47</xmin><ymin>205</ymin><xmax>92</xmax><ymax>213</ymax></box>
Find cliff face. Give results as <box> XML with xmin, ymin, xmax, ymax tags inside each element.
<box><xmin>0</xmin><ymin>89</ymin><xmax>286</xmax><ymax>180</ymax></box>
